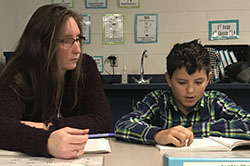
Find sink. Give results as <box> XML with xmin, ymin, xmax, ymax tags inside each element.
<box><xmin>112</xmin><ymin>83</ymin><xmax>167</xmax><ymax>85</ymax></box>
<box><xmin>101</xmin><ymin>74</ymin><xmax>166</xmax><ymax>84</ymax></box>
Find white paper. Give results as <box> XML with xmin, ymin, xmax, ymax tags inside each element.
<box><xmin>0</xmin><ymin>138</ymin><xmax>110</xmax><ymax>165</ymax></box>
<box><xmin>53</xmin><ymin>0</ymin><xmax>73</xmax><ymax>8</ymax></box>
<box><xmin>85</xmin><ymin>0</ymin><xmax>107</xmax><ymax>8</ymax></box>
<box><xmin>85</xmin><ymin>138</ymin><xmax>111</xmax><ymax>153</ymax></box>
<box><xmin>81</xmin><ymin>15</ymin><xmax>91</xmax><ymax>44</ymax></box>
<box><xmin>135</xmin><ymin>14</ymin><xmax>158</xmax><ymax>43</ymax></box>
<box><xmin>0</xmin><ymin>155</ymin><xmax>103</xmax><ymax>166</ymax></box>
<box><xmin>119</xmin><ymin>0</ymin><xmax>139</xmax><ymax>7</ymax></box>
<box><xmin>103</xmin><ymin>14</ymin><xmax>124</xmax><ymax>44</ymax></box>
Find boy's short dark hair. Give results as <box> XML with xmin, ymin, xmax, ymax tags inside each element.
<box><xmin>166</xmin><ymin>39</ymin><xmax>211</xmax><ymax>79</ymax></box>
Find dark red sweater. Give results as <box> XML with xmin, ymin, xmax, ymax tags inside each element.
<box><xmin>0</xmin><ymin>54</ymin><xmax>110</xmax><ymax>157</ymax></box>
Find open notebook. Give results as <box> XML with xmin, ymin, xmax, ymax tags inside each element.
<box><xmin>156</xmin><ymin>136</ymin><xmax>250</xmax><ymax>152</ymax></box>
<box><xmin>85</xmin><ymin>138</ymin><xmax>111</xmax><ymax>153</ymax></box>
<box><xmin>0</xmin><ymin>138</ymin><xmax>111</xmax><ymax>156</ymax></box>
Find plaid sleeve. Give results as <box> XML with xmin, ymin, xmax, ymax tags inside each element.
<box><xmin>114</xmin><ymin>90</ymin><xmax>164</xmax><ymax>145</ymax></box>
<box><xmin>192</xmin><ymin>91</ymin><xmax>250</xmax><ymax>139</ymax></box>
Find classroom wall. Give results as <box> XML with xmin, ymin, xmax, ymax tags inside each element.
<box><xmin>1</xmin><ymin>0</ymin><xmax>250</xmax><ymax>75</ymax></box>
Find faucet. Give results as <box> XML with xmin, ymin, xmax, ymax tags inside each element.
<box><xmin>132</xmin><ymin>50</ymin><xmax>152</xmax><ymax>84</ymax></box>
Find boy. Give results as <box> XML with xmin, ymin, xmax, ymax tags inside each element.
<box><xmin>115</xmin><ymin>39</ymin><xmax>250</xmax><ymax>147</ymax></box>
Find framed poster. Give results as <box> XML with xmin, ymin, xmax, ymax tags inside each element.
<box><xmin>81</xmin><ymin>15</ymin><xmax>91</xmax><ymax>44</ymax></box>
<box><xmin>135</xmin><ymin>13</ymin><xmax>158</xmax><ymax>43</ymax></box>
<box><xmin>85</xmin><ymin>0</ymin><xmax>107</xmax><ymax>9</ymax></box>
<box><xmin>92</xmin><ymin>56</ymin><xmax>103</xmax><ymax>73</ymax></box>
<box><xmin>209</xmin><ymin>19</ymin><xmax>239</xmax><ymax>40</ymax></box>
<box><xmin>102</xmin><ymin>14</ymin><xmax>125</xmax><ymax>45</ymax></box>
<box><xmin>52</xmin><ymin>0</ymin><xmax>74</xmax><ymax>8</ymax></box>
<box><xmin>118</xmin><ymin>0</ymin><xmax>140</xmax><ymax>8</ymax></box>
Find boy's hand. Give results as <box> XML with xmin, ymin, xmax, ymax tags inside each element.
<box><xmin>154</xmin><ymin>125</ymin><xmax>193</xmax><ymax>147</ymax></box>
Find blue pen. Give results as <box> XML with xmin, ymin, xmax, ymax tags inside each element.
<box><xmin>88</xmin><ymin>133</ymin><xmax>115</xmax><ymax>138</ymax></box>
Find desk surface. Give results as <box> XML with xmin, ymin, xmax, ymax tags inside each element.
<box><xmin>87</xmin><ymin>138</ymin><xmax>164</xmax><ymax>166</ymax></box>
<box><xmin>1</xmin><ymin>138</ymin><xmax>250</xmax><ymax>166</ymax></box>
<box><xmin>0</xmin><ymin>138</ymin><xmax>164</xmax><ymax>166</ymax></box>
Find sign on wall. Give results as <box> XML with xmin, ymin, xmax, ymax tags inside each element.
<box><xmin>52</xmin><ymin>0</ymin><xmax>74</xmax><ymax>8</ymax></box>
<box><xmin>102</xmin><ymin>14</ymin><xmax>125</xmax><ymax>45</ymax></box>
<box><xmin>92</xmin><ymin>56</ymin><xmax>103</xmax><ymax>73</ymax></box>
<box><xmin>85</xmin><ymin>0</ymin><xmax>107</xmax><ymax>9</ymax></box>
<box><xmin>209</xmin><ymin>19</ymin><xmax>239</xmax><ymax>40</ymax></box>
<box><xmin>118</xmin><ymin>0</ymin><xmax>140</xmax><ymax>8</ymax></box>
<box><xmin>81</xmin><ymin>15</ymin><xmax>91</xmax><ymax>44</ymax></box>
<box><xmin>135</xmin><ymin>13</ymin><xmax>158</xmax><ymax>43</ymax></box>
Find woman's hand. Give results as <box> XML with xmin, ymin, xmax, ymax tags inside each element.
<box><xmin>154</xmin><ymin>125</ymin><xmax>194</xmax><ymax>147</ymax></box>
<box><xmin>47</xmin><ymin>127</ymin><xmax>89</xmax><ymax>159</ymax></box>
<box><xmin>21</xmin><ymin>121</ymin><xmax>48</xmax><ymax>130</ymax></box>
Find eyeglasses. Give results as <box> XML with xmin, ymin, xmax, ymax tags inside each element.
<box><xmin>59</xmin><ymin>36</ymin><xmax>85</xmax><ymax>48</ymax></box>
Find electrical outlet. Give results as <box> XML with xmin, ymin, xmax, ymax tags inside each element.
<box><xmin>108</xmin><ymin>55</ymin><xmax>118</xmax><ymax>67</ymax></box>
<box><xmin>111</xmin><ymin>58</ymin><xmax>118</xmax><ymax>67</ymax></box>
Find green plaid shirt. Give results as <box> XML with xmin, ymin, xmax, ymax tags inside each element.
<box><xmin>115</xmin><ymin>90</ymin><xmax>250</xmax><ymax>144</ymax></box>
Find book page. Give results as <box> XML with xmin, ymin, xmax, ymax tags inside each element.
<box><xmin>156</xmin><ymin>137</ymin><xmax>229</xmax><ymax>152</ymax></box>
<box><xmin>209</xmin><ymin>136</ymin><xmax>250</xmax><ymax>150</ymax></box>
<box><xmin>85</xmin><ymin>138</ymin><xmax>111</xmax><ymax>153</ymax></box>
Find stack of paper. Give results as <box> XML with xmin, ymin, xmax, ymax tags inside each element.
<box><xmin>85</xmin><ymin>138</ymin><xmax>111</xmax><ymax>153</ymax></box>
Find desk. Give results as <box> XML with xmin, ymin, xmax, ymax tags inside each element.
<box><xmin>0</xmin><ymin>138</ymin><xmax>164</xmax><ymax>166</ymax></box>
<box><xmin>86</xmin><ymin>138</ymin><xmax>163</xmax><ymax>166</ymax></box>
<box><xmin>1</xmin><ymin>138</ymin><xmax>250</xmax><ymax>166</ymax></box>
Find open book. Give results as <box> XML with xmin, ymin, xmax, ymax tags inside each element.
<box><xmin>156</xmin><ymin>136</ymin><xmax>250</xmax><ymax>152</ymax></box>
<box><xmin>85</xmin><ymin>138</ymin><xmax>111</xmax><ymax>153</ymax></box>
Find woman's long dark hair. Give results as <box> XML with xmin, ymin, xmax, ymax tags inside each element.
<box><xmin>0</xmin><ymin>4</ymin><xmax>84</xmax><ymax>122</ymax></box>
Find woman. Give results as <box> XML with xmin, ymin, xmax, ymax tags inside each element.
<box><xmin>0</xmin><ymin>4</ymin><xmax>110</xmax><ymax>159</ymax></box>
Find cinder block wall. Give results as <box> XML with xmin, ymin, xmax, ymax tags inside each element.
<box><xmin>1</xmin><ymin>0</ymin><xmax>250</xmax><ymax>74</ymax></box>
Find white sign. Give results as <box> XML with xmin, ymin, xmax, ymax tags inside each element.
<box><xmin>52</xmin><ymin>0</ymin><xmax>73</xmax><ymax>8</ymax></box>
<box><xmin>92</xmin><ymin>56</ymin><xmax>103</xmax><ymax>73</ymax></box>
<box><xmin>119</xmin><ymin>0</ymin><xmax>140</xmax><ymax>8</ymax></box>
<box><xmin>103</xmin><ymin>14</ymin><xmax>124</xmax><ymax>44</ymax></box>
<box><xmin>81</xmin><ymin>15</ymin><xmax>91</xmax><ymax>44</ymax></box>
<box><xmin>85</xmin><ymin>0</ymin><xmax>107</xmax><ymax>8</ymax></box>
<box><xmin>135</xmin><ymin>14</ymin><xmax>158</xmax><ymax>43</ymax></box>
<box><xmin>209</xmin><ymin>20</ymin><xmax>239</xmax><ymax>40</ymax></box>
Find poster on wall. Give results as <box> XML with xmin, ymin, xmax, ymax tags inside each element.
<box><xmin>118</xmin><ymin>0</ymin><xmax>140</xmax><ymax>8</ymax></box>
<box><xmin>135</xmin><ymin>13</ymin><xmax>158</xmax><ymax>43</ymax></box>
<box><xmin>92</xmin><ymin>56</ymin><xmax>103</xmax><ymax>73</ymax></box>
<box><xmin>102</xmin><ymin>14</ymin><xmax>125</xmax><ymax>45</ymax></box>
<box><xmin>52</xmin><ymin>0</ymin><xmax>74</xmax><ymax>8</ymax></box>
<box><xmin>81</xmin><ymin>15</ymin><xmax>91</xmax><ymax>44</ymax></box>
<box><xmin>85</xmin><ymin>0</ymin><xmax>107</xmax><ymax>9</ymax></box>
<box><xmin>209</xmin><ymin>19</ymin><xmax>239</xmax><ymax>40</ymax></box>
